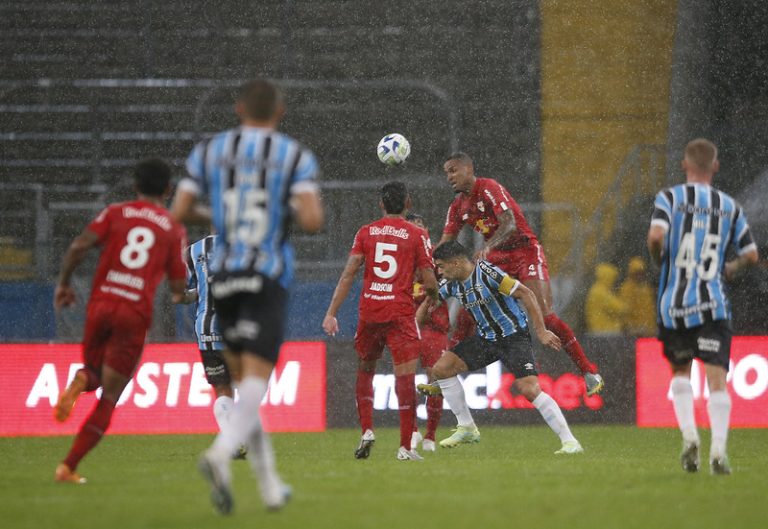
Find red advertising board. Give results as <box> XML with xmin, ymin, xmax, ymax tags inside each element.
<box><xmin>0</xmin><ymin>342</ymin><xmax>326</xmax><ymax>437</ymax></box>
<box><xmin>636</xmin><ymin>337</ymin><xmax>768</xmax><ymax>427</ymax></box>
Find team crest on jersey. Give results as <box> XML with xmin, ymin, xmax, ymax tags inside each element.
<box><xmin>476</xmin><ymin>201</ymin><xmax>485</xmax><ymax>213</ymax></box>
<box><xmin>475</xmin><ymin>219</ymin><xmax>490</xmax><ymax>234</ymax></box>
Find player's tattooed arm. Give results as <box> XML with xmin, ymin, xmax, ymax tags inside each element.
<box><xmin>478</xmin><ymin>210</ymin><xmax>516</xmax><ymax>260</ymax></box>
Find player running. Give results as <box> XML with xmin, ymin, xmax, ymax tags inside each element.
<box><xmin>647</xmin><ymin>138</ymin><xmax>758</xmax><ymax>474</ymax></box>
<box><xmin>53</xmin><ymin>158</ymin><xmax>188</xmax><ymax>483</ymax></box>
<box><xmin>323</xmin><ymin>182</ymin><xmax>438</xmax><ymax>461</ymax></box>
<box><xmin>439</xmin><ymin>152</ymin><xmax>604</xmax><ymax>395</ymax></box>
<box><xmin>178</xmin><ymin>234</ymin><xmax>245</xmax><ymax>458</ymax></box>
<box><xmin>417</xmin><ymin>241</ymin><xmax>583</xmax><ymax>454</ymax></box>
<box><xmin>172</xmin><ymin>79</ymin><xmax>324</xmax><ymax>512</ymax></box>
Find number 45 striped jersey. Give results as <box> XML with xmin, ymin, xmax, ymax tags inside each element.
<box><xmin>651</xmin><ymin>182</ymin><xmax>757</xmax><ymax>329</ymax></box>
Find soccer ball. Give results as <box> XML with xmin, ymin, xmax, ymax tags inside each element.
<box><xmin>377</xmin><ymin>133</ymin><xmax>411</xmax><ymax>165</ymax></box>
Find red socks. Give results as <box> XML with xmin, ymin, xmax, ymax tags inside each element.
<box><xmin>63</xmin><ymin>397</ymin><xmax>116</xmax><ymax>471</ymax></box>
<box><xmin>425</xmin><ymin>396</ymin><xmax>443</xmax><ymax>441</ymax></box>
<box><xmin>394</xmin><ymin>374</ymin><xmax>416</xmax><ymax>449</ymax></box>
<box><xmin>355</xmin><ymin>369</ymin><xmax>375</xmax><ymax>433</ymax></box>
<box><xmin>543</xmin><ymin>313</ymin><xmax>597</xmax><ymax>374</ymax></box>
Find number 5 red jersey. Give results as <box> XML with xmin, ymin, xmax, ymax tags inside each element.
<box><xmin>86</xmin><ymin>200</ymin><xmax>187</xmax><ymax>320</ymax></box>
<box><xmin>350</xmin><ymin>216</ymin><xmax>433</xmax><ymax>323</ymax></box>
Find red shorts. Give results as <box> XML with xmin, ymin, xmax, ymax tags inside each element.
<box><xmin>418</xmin><ymin>327</ymin><xmax>448</xmax><ymax>368</ymax></box>
<box><xmin>82</xmin><ymin>300</ymin><xmax>149</xmax><ymax>378</ymax></box>
<box><xmin>488</xmin><ymin>242</ymin><xmax>550</xmax><ymax>282</ymax></box>
<box><xmin>354</xmin><ymin>316</ymin><xmax>421</xmax><ymax>365</ymax></box>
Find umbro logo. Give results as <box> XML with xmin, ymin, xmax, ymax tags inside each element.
<box><xmin>524</xmin><ymin>362</ymin><xmax>534</xmax><ymax>370</ymax></box>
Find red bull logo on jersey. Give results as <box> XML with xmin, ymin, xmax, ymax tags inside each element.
<box><xmin>368</xmin><ymin>226</ymin><xmax>410</xmax><ymax>239</ymax></box>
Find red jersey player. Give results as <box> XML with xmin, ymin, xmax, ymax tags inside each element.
<box><xmin>440</xmin><ymin>152</ymin><xmax>604</xmax><ymax>396</ymax></box>
<box><xmin>405</xmin><ymin>213</ymin><xmax>446</xmax><ymax>452</ymax></box>
<box><xmin>323</xmin><ymin>182</ymin><xmax>437</xmax><ymax>461</ymax></box>
<box><xmin>52</xmin><ymin>159</ymin><xmax>187</xmax><ymax>484</ymax></box>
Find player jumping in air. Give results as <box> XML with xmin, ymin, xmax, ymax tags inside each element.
<box><xmin>439</xmin><ymin>152</ymin><xmax>604</xmax><ymax>396</ymax></box>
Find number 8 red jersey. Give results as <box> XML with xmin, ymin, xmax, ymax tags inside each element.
<box><xmin>350</xmin><ymin>216</ymin><xmax>433</xmax><ymax>323</ymax></box>
<box><xmin>87</xmin><ymin>200</ymin><xmax>187</xmax><ymax>321</ymax></box>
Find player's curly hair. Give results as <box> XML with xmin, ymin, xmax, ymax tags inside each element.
<box><xmin>381</xmin><ymin>181</ymin><xmax>408</xmax><ymax>214</ymax></box>
<box><xmin>134</xmin><ymin>158</ymin><xmax>171</xmax><ymax>197</ymax></box>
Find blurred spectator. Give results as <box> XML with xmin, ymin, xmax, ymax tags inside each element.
<box><xmin>585</xmin><ymin>262</ymin><xmax>627</xmax><ymax>336</ymax></box>
<box><xmin>618</xmin><ymin>256</ymin><xmax>656</xmax><ymax>336</ymax></box>
<box><xmin>0</xmin><ymin>237</ymin><xmax>34</xmax><ymax>281</ymax></box>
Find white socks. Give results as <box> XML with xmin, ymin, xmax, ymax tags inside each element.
<box><xmin>209</xmin><ymin>377</ymin><xmax>268</xmax><ymax>461</ymax></box>
<box><xmin>670</xmin><ymin>376</ymin><xmax>700</xmax><ymax>445</ymax></box>
<box><xmin>436</xmin><ymin>376</ymin><xmax>475</xmax><ymax>427</ymax></box>
<box><xmin>708</xmin><ymin>390</ymin><xmax>731</xmax><ymax>458</ymax></box>
<box><xmin>213</xmin><ymin>395</ymin><xmax>234</xmax><ymax>431</ymax></box>
<box><xmin>532</xmin><ymin>392</ymin><xmax>576</xmax><ymax>443</ymax></box>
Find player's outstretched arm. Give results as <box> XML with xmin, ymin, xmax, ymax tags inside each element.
<box><xmin>322</xmin><ymin>254</ymin><xmax>364</xmax><ymax>336</ymax></box>
<box><xmin>512</xmin><ymin>282</ymin><xmax>561</xmax><ymax>351</ymax></box>
<box><xmin>55</xmin><ymin>229</ymin><xmax>100</xmax><ymax>309</ymax></box>
<box><xmin>292</xmin><ymin>190</ymin><xmax>324</xmax><ymax>234</ymax></box>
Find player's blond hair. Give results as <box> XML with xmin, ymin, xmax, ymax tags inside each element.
<box><xmin>684</xmin><ymin>138</ymin><xmax>718</xmax><ymax>173</ymax></box>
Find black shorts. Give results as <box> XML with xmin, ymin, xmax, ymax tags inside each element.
<box><xmin>199</xmin><ymin>347</ymin><xmax>231</xmax><ymax>386</ymax></box>
<box><xmin>453</xmin><ymin>330</ymin><xmax>538</xmax><ymax>378</ymax></box>
<box><xmin>659</xmin><ymin>319</ymin><xmax>732</xmax><ymax>370</ymax></box>
<box><xmin>210</xmin><ymin>270</ymin><xmax>287</xmax><ymax>364</ymax></box>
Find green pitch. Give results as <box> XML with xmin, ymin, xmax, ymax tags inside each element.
<box><xmin>3</xmin><ymin>426</ymin><xmax>766</xmax><ymax>529</ymax></box>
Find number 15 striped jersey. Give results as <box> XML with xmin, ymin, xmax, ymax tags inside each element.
<box><xmin>182</xmin><ymin>126</ymin><xmax>319</xmax><ymax>288</ymax></box>
<box><xmin>651</xmin><ymin>183</ymin><xmax>757</xmax><ymax>329</ymax></box>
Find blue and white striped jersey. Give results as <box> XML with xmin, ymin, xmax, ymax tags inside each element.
<box><xmin>651</xmin><ymin>183</ymin><xmax>756</xmax><ymax>329</ymax></box>
<box><xmin>182</xmin><ymin>126</ymin><xmax>320</xmax><ymax>288</ymax></box>
<box><xmin>185</xmin><ymin>235</ymin><xmax>224</xmax><ymax>351</ymax></box>
<box><xmin>439</xmin><ymin>260</ymin><xmax>528</xmax><ymax>341</ymax></box>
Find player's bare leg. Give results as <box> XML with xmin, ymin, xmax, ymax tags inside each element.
<box><xmin>54</xmin><ymin>369</ymin><xmax>89</xmax><ymax>422</ymax></box>
<box><xmin>523</xmin><ymin>278</ymin><xmax>604</xmax><ymax>395</ymax></box>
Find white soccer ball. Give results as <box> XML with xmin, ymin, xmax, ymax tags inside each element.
<box><xmin>377</xmin><ymin>133</ymin><xmax>411</xmax><ymax>165</ymax></box>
